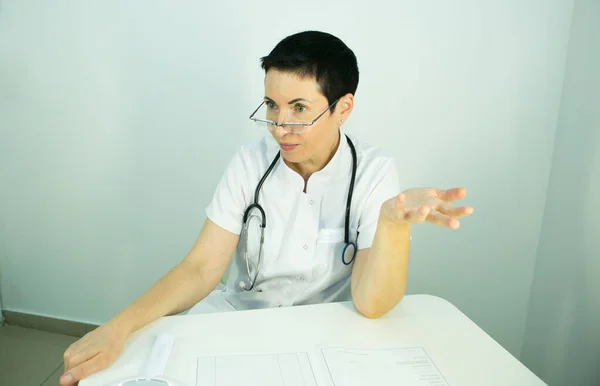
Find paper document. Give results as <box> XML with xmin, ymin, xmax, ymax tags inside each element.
<box><xmin>320</xmin><ymin>347</ymin><xmax>449</xmax><ymax>386</ymax></box>
<box><xmin>191</xmin><ymin>346</ymin><xmax>448</xmax><ymax>386</ymax></box>
<box><xmin>192</xmin><ymin>352</ymin><xmax>317</xmax><ymax>386</ymax></box>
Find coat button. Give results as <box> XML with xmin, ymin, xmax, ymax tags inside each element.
<box><xmin>303</xmin><ymin>245</ymin><xmax>308</xmax><ymax>250</ymax></box>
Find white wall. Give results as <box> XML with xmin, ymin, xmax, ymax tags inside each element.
<box><xmin>521</xmin><ymin>0</ymin><xmax>600</xmax><ymax>384</ymax></box>
<box><xmin>0</xmin><ymin>0</ymin><xmax>573</xmax><ymax>358</ymax></box>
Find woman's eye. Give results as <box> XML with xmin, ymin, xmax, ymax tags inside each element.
<box><xmin>266</xmin><ymin>101</ymin><xmax>277</xmax><ymax>110</ymax></box>
<box><xmin>294</xmin><ymin>104</ymin><xmax>307</xmax><ymax>113</ymax></box>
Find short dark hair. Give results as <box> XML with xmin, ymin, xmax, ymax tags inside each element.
<box><xmin>260</xmin><ymin>31</ymin><xmax>359</xmax><ymax>112</ymax></box>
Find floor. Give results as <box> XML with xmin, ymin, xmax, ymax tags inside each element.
<box><xmin>0</xmin><ymin>324</ymin><xmax>77</xmax><ymax>386</ymax></box>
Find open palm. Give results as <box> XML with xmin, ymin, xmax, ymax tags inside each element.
<box><xmin>381</xmin><ymin>187</ymin><xmax>474</xmax><ymax>229</ymax></box>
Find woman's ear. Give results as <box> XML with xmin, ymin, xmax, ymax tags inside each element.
<box><xmin>337</xmin><ymin>93</ymin><xmax>354</xmax><ymax>121</ymax></box>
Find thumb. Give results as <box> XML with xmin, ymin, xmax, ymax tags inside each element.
<box><xmin>384</xmin><ymin>193</ymin><xmax>406</xmax><ymax>223</ymax></box>
<box><xmin>395</xmin><ymin>192</ymin><xmax>406</xmax><ymax>209</ymax></box>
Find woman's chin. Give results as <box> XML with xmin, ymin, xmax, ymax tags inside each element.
<box><xmin>281</xmin><ymin>152</ymin><xmax>306</xmax><ymax>165</ymax></box>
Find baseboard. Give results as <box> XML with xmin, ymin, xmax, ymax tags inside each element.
<box><xmin>3</xmin><ymin>310</ymin><xmax>99</xmax><ymax>338</ymax></box>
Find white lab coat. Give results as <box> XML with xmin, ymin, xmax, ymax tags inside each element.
<box><xmin>188</xmin><ymin>130</ymin><xmax>401</xmax><ymax>314</ymax></box>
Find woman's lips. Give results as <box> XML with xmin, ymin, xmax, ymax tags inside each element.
<box><xmin>280</xmin><ymin>143</ymin><xmax>298</xmax><ymax>152</ymax></box>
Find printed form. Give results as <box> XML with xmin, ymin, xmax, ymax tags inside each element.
<box><xmin>192</xmin><ymin>352</ymin><xmax>317</xmax><ymax>386</ymax></box>
<box><xmin>320</xmin><ymin>347</ymin><xmax>449</xmax><ymax>386</ymax></box>
<box><xmin>191</xmin><ymin>346</ymin><xmax>449</xmax><ymax>386</ymax></box>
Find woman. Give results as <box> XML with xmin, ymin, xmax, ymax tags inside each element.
<box><xmin>60</xmin><ymin>30</ymin><xmax>473</xmax><ymax>385</ymax></box>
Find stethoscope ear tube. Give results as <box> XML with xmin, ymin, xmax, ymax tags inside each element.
<box><xmin>342</xmin><ymin>136</ymin><xmax>358</xmax><ymax>266</ymax></box>
<box><xmin>242</xmin><ymin>203</ymin><xmax>267</xmax><ymax>227</ymax></box>
<box><xmin>344</xmin><ymin>135</ymin><xmax>358</xmax><ymax>245</ymax></box>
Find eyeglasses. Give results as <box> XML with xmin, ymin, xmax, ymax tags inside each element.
<box><xmin>249</xmin><ymin>98</ymin><xmax>339</xmax><ymax>134</ymax></box>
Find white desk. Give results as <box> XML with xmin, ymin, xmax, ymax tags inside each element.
<box><xmin>81</xmin><ymin>295</ymin><xmax>545</xmax><ymax>386</ymax></box>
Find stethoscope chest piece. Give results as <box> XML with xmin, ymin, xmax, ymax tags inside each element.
<box><xmin>342</xmin><ymin>241</ymin><xmax>357</xmax><ymax>265</ymax></box>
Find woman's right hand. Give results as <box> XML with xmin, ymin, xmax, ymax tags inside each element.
<box><xmin>60</xmin><ymin>321</ymin><xmax>130</xmax><ymax>385</ymax></box>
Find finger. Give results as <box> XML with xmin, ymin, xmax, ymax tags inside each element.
<box><xmin>64</xmin><ymin>345</ymin><xmax>98</xmax><ymax>374</ymax></box>
<box><xmin>427</xmin><ymin>211</ymin><xmax>460</xmax><ymax>229</ymax></box>
<box><xmin>436</xmin><ymin>187</ymin><xmax>467</xmax><ymax>202</ymax></box>
<box><xmin>395</xmin><ymin>193</ymin><xmax>406</xmax><ymax>210</ymax></box>
<box><xmin>404</xmin><ymin>205</ymin><xmax>431</xmax><ymax>223</ymax></box>
<box><xmin>384</xmin><ymin>193</ymin><xmax>407</xmax><ymax>223</ymax></box>
<box><xmin>60</xmin><ymin>354</ymin><xmax>107</xmax><ymax>386</ymax></box>
<box><xmin>436</xmin><ymin>201</ymin><xmax>474</xmax><ymax>218</ymax></box>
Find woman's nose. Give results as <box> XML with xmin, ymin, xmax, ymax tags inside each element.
<box><xmin>270</xmin><ymin>123</ymin><xmax>288</xmax><ymax>137</ymax></box>
<box><xmin>276</xmin><ymin>110</ymin><xmax>288</xmax><ymax>125</ymax></box>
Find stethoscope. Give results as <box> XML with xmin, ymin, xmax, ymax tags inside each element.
<box><xmin>238</xmin><ymin>134</ymin><xmax>358</xmax><ymax>291</ymax></box>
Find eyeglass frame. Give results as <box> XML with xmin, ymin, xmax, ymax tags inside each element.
<box><xmin>249</xmin><ymin>98</ymin><xmax>340</xmax><ymax>133</ymax></box>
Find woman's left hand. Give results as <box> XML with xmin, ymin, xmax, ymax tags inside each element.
<box><xmin>380</xmin><ymin>187</ymin><xmax>474</xmax><ymax>229</ymax></box>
